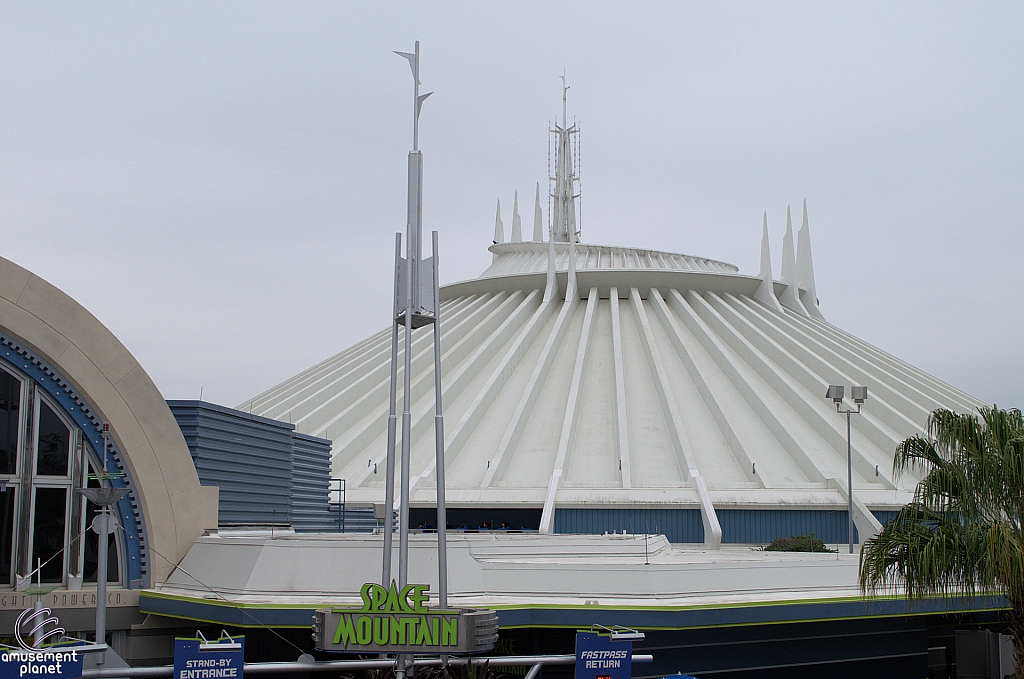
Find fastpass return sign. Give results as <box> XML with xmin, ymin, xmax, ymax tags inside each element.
<box><xmin>313</xmin><ymin>583</ymin><xmax>497</xmax><ymax>655</ymax></box>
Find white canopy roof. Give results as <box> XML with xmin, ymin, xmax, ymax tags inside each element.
<box><xmin>240</xmin><ymin>231</ymin><xmax>981</xmax><ymax>542</ymax></box>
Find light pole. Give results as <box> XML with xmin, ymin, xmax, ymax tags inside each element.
<box><xmin>78</xmin><ymin>422</ymin><xmax>129</xmax><ymax>664</ymax></box>
<box><xmin>825</xmin><ymin>385</ymin><xmax>867</xmax><ymax>555</ymax></box>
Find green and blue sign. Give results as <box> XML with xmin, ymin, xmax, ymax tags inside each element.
<box><xmin>313</xmin><ymin>582</ymin><xmax>498</xmax><ymax>654</ymax></box>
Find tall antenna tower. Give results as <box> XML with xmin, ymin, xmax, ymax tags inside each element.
<box><xmin>544</xmin><ymin>74</ymin><xmax>581</xmax><ymax>302</ymax></box>
<box><xmin>549</xmin><ymin>75</ymin><xmax>581</xmax><ymax>243</ymax></box>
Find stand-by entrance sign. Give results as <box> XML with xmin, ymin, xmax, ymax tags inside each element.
<box><xmin>575</xmin><ymin>632</ymin><xmax>634</xmax><ymax>679</ymax></box>
<box><xmin>174</xmin><ymin>633</ymin><xmax>243</xmax><ymax>679</ymax></box>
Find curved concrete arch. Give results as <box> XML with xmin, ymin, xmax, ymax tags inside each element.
<box><xmin>0</xmin><ymin>255</ymin><xmax>217</xmax><ymax>585</ymax></box>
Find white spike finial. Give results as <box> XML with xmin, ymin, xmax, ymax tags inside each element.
<box><xmin>493</xmin><ymin>199</ymin><xmax>504</xmax><ymax>245</ymax></box>
<box><xmin>533</xmin><ymin>182</ymin><xmax>544</xmax><ymax>242</ymax></box>
<box><xmin>393</xmin><ymin>41</ymin><xmax>432</xmax><ymax>152</ymax></box>
<box><xmin>511</xmin><ymin>191</ymin><xmax>522</xmax><ymax>243</ymax></box>
<box><xmin>797</xmin><ymin>199</ymin><xmax>825</xmax><ymax>320</ymax></box>
<box><xmin>778</xmin><ymin>205</ymin><xmax>807</xmax><ymax>315</ymax></box>
<box><xmin>754</xmin><ymin>212</ymin><xmax>783</xmax><ymax>311</ymax></box>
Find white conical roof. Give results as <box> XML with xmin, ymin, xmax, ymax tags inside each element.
<box><xmin>241</xmin><ymin>235</ymin><xmax>981</xmax><ymax>540</ymax></box>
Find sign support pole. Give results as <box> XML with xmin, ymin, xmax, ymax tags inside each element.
<box><xmin>382</xmin><ymin>234</ymin><xmax>401</xmax><ymax>587</ymax></box>
<box><xmin>432</xmin><ymin>229</ymin><xmax>448</xmax><ymax>610</ymax></box>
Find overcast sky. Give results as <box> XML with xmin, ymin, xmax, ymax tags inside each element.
<box><xmin>1</xmin><ymin>3</ymin><xmax>1021</xmax><ymax>411</ymax></box>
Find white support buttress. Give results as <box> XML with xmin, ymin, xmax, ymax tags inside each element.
<box><xmin>539</xmin><ymin>287</ymin><xmax>598</xmax><ymax>534</ymax></box>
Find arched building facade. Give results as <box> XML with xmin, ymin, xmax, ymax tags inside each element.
<box><xmin>0</xmin><ymin>254</ymin><xmax>217</xmax><ymax>630</ymax></box>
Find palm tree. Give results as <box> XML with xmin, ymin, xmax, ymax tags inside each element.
<box><xmin>860</xmin><ymin>406</ymin><xmax>1024</xmax><ymax>678</ymax></box>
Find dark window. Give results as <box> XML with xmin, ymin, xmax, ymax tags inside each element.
<box><xmin>0</xmin><ymin>372</ymin><xmax>19</xmax><ymax>474</ymax></box>
<box><xmin>36</xmin><ymin>402</ymin><xmax>69</xmax><ymax>477</ymax></box>
<box><xmin>0</xmin><ymin>488</ymin><xmax>14</xmax><ymax>584</ymax></box>
<box><xmin>32</xmin><ymin>487</ymin><xmax>66</xmax><ymax>583</ymax></box>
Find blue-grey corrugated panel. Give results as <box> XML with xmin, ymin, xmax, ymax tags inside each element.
<box><xmin>291</xmin><ymin>431</ymin><xmax>334</xmax><ymax>533</ymax></box>
<box><xmin>168</xmin><ymin>400</ymin><xmax>294</xmax><ymax>526</ymax></box>
<box><xmin>336</xmin><ymin>506</ymin><xmax>383</xmax><ymax>533</ymax></box>
<box><xmin>554</xmin><ymin>508</ymin><xmax>704</xmax><ymax>543</ymax></box>
<box><xmin>872</xmin><ymin>510</ymin><xmax>900</xmax><ymax>527</ymax></box>
<box><xmin>717</xmin><ymin>509</ymin><xmax>856</xmax><ymax>544</ymax></box>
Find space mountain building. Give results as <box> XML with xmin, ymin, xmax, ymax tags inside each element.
<box><xmin>0</xmin><ymin>68</ymin><xmax>1005</xmax><ymax>677</ymax></box>
<box><xmin>240</xmin><ymin>103</ymin><xmax>981</xmax><ymax>549</ymax></box>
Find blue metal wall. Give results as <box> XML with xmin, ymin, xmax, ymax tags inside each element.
<box><xmin>169</xmin><ymin>401</ymin><xmax>293</xmax><ymax>526</ymax></box>
<box><xmin>291</xmin><ymin>431</ymin><xmax>334</xmax><ymax>533</ymax></box>
<box><xmin>554</xmin><ymin>508</ymin><xmax>705</xmax><ymax>543</ymax></box>
<box><xmin>718</xmin><ymin>509</ymin><xmax>856</xmax><ymax>544</ymax></box>
<box><xmin>872</xmin><ymin>510</ymin><xmax>900</xmax><ymax>527</ymax></box>
<box><xmin>554</xmin><ymin>508</ymin><xmax>862</xmax><ymax>544</ymax></box>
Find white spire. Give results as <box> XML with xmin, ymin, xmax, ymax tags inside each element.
<box><xmin>511</xmin><ymin>191</ymin><xmax>522</xmax><ymax>243</ymax></box>
<box><xmin>796</xmin><ymin>199</ymin><xmax>825</xmax><ymax>320</ymax></box>
<box><xmin>778</xmin><ymin>205</ymin><xmax>807</xmax><ymax>315</ymax></box>
<box><xmin>493</xmin><ymin>199</ymin><xmax>504</xmax><ymax>244</ymax></box>
<box><xmin>550</xmin><ymin>74</ymin><xmax>579</xmax><ymax>299</ymax></box>
<box><xmin>550</xmin><ymin>73</ymin><xmax>580</xmax><ymax>244</ymax></box>
<box><xmin>754</xmin><ymin>212</ymin><xmax>783</xmax><ymax>311</ymax></box>
<box><xmin>533</xmin><ymin>182</ymin><xmax>544</xmax><ymax>242</ymax></box>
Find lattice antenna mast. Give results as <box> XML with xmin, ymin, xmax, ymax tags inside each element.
<box><xmin>385</xmin><ymin>44</ymin><xmax>449</xmax><ymax>628</ymax></box>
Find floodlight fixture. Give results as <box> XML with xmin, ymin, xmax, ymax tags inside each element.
<box><xmin>823</xmin><ymin>384</ymin><xmax>869</xmax><ymax>554</ymax></box>
<box><xmin>592</xmin><ymin>624</ymin><xmax>646</xmax><ymax>642</ymax></box>
<box><xmin>612</xmin><ymin>631</ymin><xmax>646</xmax><ymax>642</ymax></box>
<box><xmin>197</xmin><ymin>630</ymin><xmax>243</xmax><ymax>652</ymax></box>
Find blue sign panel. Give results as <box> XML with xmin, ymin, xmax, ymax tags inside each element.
<box><xmin>0</xmin><ymin>648</ymin><xmax>83</xmax><ymax>679</ymax></box>
<box><xmin>575</xmin><ymin>632</ymin><xmax>632</xmax><ymax>679</ymax></box>
<box><xmin>174</xmin><ymin>637</ymin><xmax>244</xmax><ymax>679</ymax></box>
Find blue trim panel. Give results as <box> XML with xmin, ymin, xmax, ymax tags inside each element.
<box><xmin>0</xmin><ymin>335</ymin><xmax>146</xmax><ymax>587</ymax></box>
<box><xmin>140</xmin><ymin>595</ymin><xmax>315</xmax><ymax>627</ymax></box>
<box><xmin>138</xmin><ymin>593</ymin><xmax>1008</xmax><ymax>630</ymax></box>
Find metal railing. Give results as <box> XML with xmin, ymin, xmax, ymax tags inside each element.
<box><xmin>328</xmin><ymin>478</ymin><xmax>345</xmax><ymax>533</ymax></box>
<box><xmin>82</xmin><ymin>653</ymin><xmax>654</xmax><ymax>678</ymax></box>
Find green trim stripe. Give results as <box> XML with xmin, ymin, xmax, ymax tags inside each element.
<box><xmin>139</xmin><ymin>591</ymin><xmax>1008</xmax><ymax>632</ymax></box>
